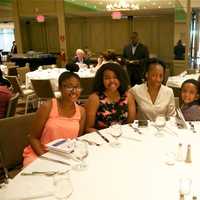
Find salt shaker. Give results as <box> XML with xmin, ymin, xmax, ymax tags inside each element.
<box><xmin>185</xmin><ymin>144</ymin><xmax>192</xmax><ymax>163</ymax></box>
<box><xmin>179</xmin><ymin>193</ymin><xmax>184</xmax><ymax>200</ymax></box>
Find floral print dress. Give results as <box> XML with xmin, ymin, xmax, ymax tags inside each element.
<box><xmin>95</xmin><ymin>93</ymin><xmax>128</xmax><ymax>129</ymax></box>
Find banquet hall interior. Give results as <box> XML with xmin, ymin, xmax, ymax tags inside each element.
<box><xmin>1</xmin><ymin>0</ymin><xmax>200</xmax><ymax>199</ymax></box>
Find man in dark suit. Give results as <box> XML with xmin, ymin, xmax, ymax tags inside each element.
<box><xmin>123</xmin><ymin>32</ymin><xmax>149</xmax><ymax>86</ymax></box>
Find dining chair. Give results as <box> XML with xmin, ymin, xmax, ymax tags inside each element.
<box><xmin>79</xmin><ymin>77</ymin><xmax>93</xmax><ymax>103</ymax></box>
<box><xmin>17</xmin><ymin>66</ymin><xmax>30</xmax><ymax>87</ymax></box>
<box><xmin>0</xmin><ymin>113</ymin><xmax>35</xmax><ymax>180</ymax></box>
<box><xmin>175</xmin><ymin>97</ymin><xmax>180</xmax><ymax>108</ymax></box>
<box><xmin>31</xmin><ymin>79</ymin><xmax>61</xmax><ymax>104</ymax></box>
<box><xmin>5</xmin><ymin>92</ymin><xmax>19</xmax><ymax>118</ymax></box>
<box><xmin>8</xmin><ymin>66</ymin><xmax>17</xmax><ymax>76</ymax></box>
<box><xmin>5</xmin><ymin>76</ymin><xmax>36</xmax><ymax>114</ymax></box>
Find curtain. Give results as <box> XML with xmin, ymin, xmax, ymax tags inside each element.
<box><xmin>0</xmin><ymin>23</ymin><xmax>15</xmax><ymax>52</ymax></box>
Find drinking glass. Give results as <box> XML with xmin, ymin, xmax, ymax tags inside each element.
<box><xmin>73</xmin><ymin>141</ymin><xmax>88</xmax><ymax>170</ymax></box>
<box><xmin>179</xmin><ymin>178</ymin><xmax>192</xmax><ymax>196</ymax></box>
<box><xmin>110</xmin><ymin>123</ymin><xmax>122</xmax><ymax>147</ymax></box>
<box><xmin>154</xmin><ymin>115</ymin><xmax>166</xmax><ymax>137</ymax></box>
<box><xmin>53</xmin><ymin>173</ymin><xmax>72</xmax><ymax>199</ymax></box>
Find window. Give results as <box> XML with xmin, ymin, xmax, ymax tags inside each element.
<box><xmin>0</xmin><ymin>22</ymin><xmax>15</xmax><ymax>52</ymax></box>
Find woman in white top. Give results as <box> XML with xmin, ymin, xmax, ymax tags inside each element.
<box><xmin>129</xmin><ymin>58</ymin><xmax>176</xmax><ymax>121</ymax></box>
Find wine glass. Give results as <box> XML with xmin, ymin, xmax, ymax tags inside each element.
<box><xmin>73</xmin><ymin>141</ymin><xmax>88</xmax><ymax>171</ymax></box>
<box><xmin>154</xmin><ymin>115</ymin><xmax>166</xmax><ymax>137</ymax></box>
<box><xmin>53</xmin><ymin>173</ymin><xmax>73</xmax><ymax>199</ymax></box>
<box><xmin>110</xmin><ymin>123</ymin><xmax>122</xmax><ymax>147</ymax></box>
<box><xmin>179</xmin><ymin>178</ymin><xmax>192</xmax><ymax>196</ymax></box>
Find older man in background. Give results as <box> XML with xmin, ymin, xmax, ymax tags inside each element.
<box><xmin>71</xmin><ymin>49</ymin><xmax>91</xmax><ymax>68</ymax></box>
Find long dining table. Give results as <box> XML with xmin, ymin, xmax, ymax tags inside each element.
<box><xmin>0</xmin><ymin>119</ymin><xmax>200</xmax><ymax>200</ymax></box>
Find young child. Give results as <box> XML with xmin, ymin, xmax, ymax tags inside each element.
<box><xmin>180</xmin><ymin>79</ymin><xmax>200</xmax><ymax>121</ymax></box>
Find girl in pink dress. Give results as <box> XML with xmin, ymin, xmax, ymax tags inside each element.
<box><xmin>23</xmin><ymin>70</ymin><xmax>86</xmax><ymax>166</ymax></box>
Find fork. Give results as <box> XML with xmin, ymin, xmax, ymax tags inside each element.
<box><xmin>21</xmin><ymin>170</ymin><xmax>68</xmax><ymax>176</ymax></box>
<box><xmin>128</xmin><ymin>123</ymin><xmax>142</xmax><ymax>134</ymax></box>
<box><xmin>78</xmin><ymin>138</ymin><xmax>101</xmax><ymax>146</ymax></box>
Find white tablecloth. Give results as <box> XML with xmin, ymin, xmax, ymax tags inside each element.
<box><xmin>166</xmin><ymin>72</ymin><xmax>200</xmax><ymax>88</ymax></box>
<box><xmin>25</xmin><ymin>68</ymin><xmax>96</xmax><ymax>90</ymax></box>
<box><xmin>1</xmin><ymin>120</ymin><xmax>200</xmax><ymax>200</ymax></box>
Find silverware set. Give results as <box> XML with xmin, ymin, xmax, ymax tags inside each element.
<box><xmin>21</xmin><ymin>170</ymin><xmax>68</xmax><ymax>176</ymax></box>
<box><xmin>128</xmin><ymin>123</ymin><xmax>142</xmax><ymax>134</ymax></box>
<box><xmin>189</xmin><ymin>122</ymin><xmax>197</xmax><ymax>133</ymax></box>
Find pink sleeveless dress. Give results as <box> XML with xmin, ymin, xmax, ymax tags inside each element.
<box><xmin>23</xmin><ymin>98</ymin><xmax>81</xmax><ymax>166</ymax></box>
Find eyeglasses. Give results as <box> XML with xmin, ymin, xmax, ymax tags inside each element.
<box><xmin>64</xmin><ymin>87</ymin><xmax>82</xmax><ymax>93</ymax></box>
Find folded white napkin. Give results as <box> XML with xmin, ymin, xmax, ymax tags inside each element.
<box><xmin>22</xmin><ymin>155</ymin><xmax>70</xmax><ymax>174</ymax></box>
<box><xmin>3</xmin><ymin>176</ymin><xmax>54</xmax><ymax>200</ymax></box>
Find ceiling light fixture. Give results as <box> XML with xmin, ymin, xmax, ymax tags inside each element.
<box><xmin>106</xmin><ymin>0</ymin><xmax>139</xmax><ymax>11</ymax></box>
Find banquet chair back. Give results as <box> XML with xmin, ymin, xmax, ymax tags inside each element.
<box><xmin>4</xmin><ymin>62</ymin><xmax>15</xmax><ymax>67</ymax></box>
<box><xmin>175</xmin><ymin>97</ymin><xmax>180</xmax><ymax>108</ymax></box>
<box><xmin>80</xmin><ymin>77</ymin><xmax>93</xmax><ymax>100</ymax></box>
<box><xmin>5</xmin><ymin>75</ymin><xmax>23</xmax><ymax>94</ymax></box>
<box><xmin>8</xmin><ymin>66</ymin><xmax>17</xmax><ymax>76</ymax></box>
<box><xmin>31</xmin><ymin>79</ymin><xmax>55</xmax><ymax>99</ymax></box>
<box><xmin>5</xmin><ymin>92</ymin><xmax>19</xmax><ymax>118</ymax></box>
<box><xmin>6</xmin><ymin>76</ymin><xmax>36</xmax><ymax>114</ymax></box>
<box><xmin>0</xmin><ymin>113</ymin><xmax>35</xmax><ymax>178</ymax></box>
<box><xmin>17</xmin><ymin>66</ymin><xmax>30</xmax><ymax>85</ymax></box>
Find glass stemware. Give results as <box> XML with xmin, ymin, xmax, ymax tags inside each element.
<box><xmin>179</xmin><ymin>178</ymin><xmax>192</xmax><ymax>196</ymax></box>
<box><xmin>73</xmin><ymin>141</ymin><xmax>88</xmax><ymax>170</ymax></box>
<box><xmin>110</xmin><ymin>123</ymin><xmax>122</xmax><ymax>147</ymax></box>
<box><xmin>53</xmin><ymin>173</ymin><xmax>72</xmax><ymax>199</ymax></box>
<box><xmin>154</xmin><ymin>115</ymin><xmax>166</xmax><ymax>137</ymax></box>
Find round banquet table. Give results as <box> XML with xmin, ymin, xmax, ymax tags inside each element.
<box><xmin>1</xmin><ymin>119</ymin><xmax>200</xmax><ymax>200</ymax></box>
<box><xmin>25</xmin><ymin>67</ymin><xmax>96</xmax><ymax>92</ymax></box>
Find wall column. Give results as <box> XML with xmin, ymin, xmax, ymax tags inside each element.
<box><xmin>56</xmin><ymin>0</ymin><xmax>68</xmax><ymax>65</ymax></box>
<box><xmin>12</xmin><ymin>0</ymin><xmax>23</xmax><ymax>53</ymax></box>
<box><xmin>185</xmin><ymin>0</ymin><xmax>191</xmax><ymax>67</ymax></box>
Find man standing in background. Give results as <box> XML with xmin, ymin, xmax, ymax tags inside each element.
<box><xmin>123</xmin><ymin>32</ymin><xmax>149</xmax><ymax>86</ymax></box>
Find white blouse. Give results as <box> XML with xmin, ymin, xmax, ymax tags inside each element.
<box><xmin>129</xmin><ymin>83</ymin><xmax>176</xmax><ymax>121</ymax></box>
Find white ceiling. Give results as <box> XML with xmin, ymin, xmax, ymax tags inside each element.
<box><xmin>67</xmin><ymin>0</ymin><xmax>200</xmax><ymax>10</ymax></box>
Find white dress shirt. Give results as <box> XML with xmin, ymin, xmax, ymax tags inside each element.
<box><xmin>129</xmin><ymin>83</ymin><xmax>176</xmax><ymax>121</ymax></box>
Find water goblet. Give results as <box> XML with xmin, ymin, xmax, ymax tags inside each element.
<box><xmin>53</xmin><ymin>173</ymin><xmax>72</xmax><ymax>199</ymax></box>
<box><xmin>154</xmin><ymin>115</ymin><xmax>166</xmax><ymax>137</ymax></box>
<box><xmin>73</xmin><ymin>141</ymin><xmax>88</xmax><ymax>171</ymax></box>
<box><xmin>110</xmin><ymin>123</ymin><xmax>122</xmax><ymax>147</ymax></box>
<box><xmin>179</xmin><ymin>178</ymin><xmax>192</xmax><ymax>196</ymax></box>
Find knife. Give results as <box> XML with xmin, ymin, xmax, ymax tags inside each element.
<box><xmin>40</xmin><ymin>155</ymin><xmax>71</xmax><ymax>166</ymax></box>
<box><xmin>129</xmin><ymin>124</ymin><xmax>142</xmax><ymax>134</ymax></box>
<box><xmin>96</xmin><ymin>130</ymin><xmax>110</xmax><ymax>143</ymax></box>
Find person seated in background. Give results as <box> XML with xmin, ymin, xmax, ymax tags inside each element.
<box><xmin>0</xmin><ymin>69</ymin><xmax>12</xmax><ymax>118</ymax></box>
<box><xmin>23</xmin><ymin>69</ymin><xmax>86</xmax><ymax>166</ymax></box>
<box><xmin>180</xmin><ymin>79</ymin><xmax>200</xmax><ymax>121</ymax></box>
<box><xmin>11</xmin><ymin>41</ymin><xmax>17</xmax><ymax>54</ymax></box>
<box><xmin>71</xmin><ymin>49</ymin><xmax>91</xmax><ymax>68</ymax></box>
<box><xmin>95</xmin><ymin>51</ymin><xmax>119</xmax><ymax>70</ymax></box>
<box><xmin>85</xmin><ymin>63</ymin><xmax>136</xmax><ymax>132</ymax></box>
<box><xmin>65</xmin><ymin>63</ymin><xmax>79</xmax><ymax>72</ymax></box>
<box><xmin>174</xmin><ymin>40</ymin><xmax>185</xmax><ymax>60</ymax></box>
<box><xmin>129</xmin><ymin>58</ymin><xmax>176</xmax><ymax>121</ymax></box>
